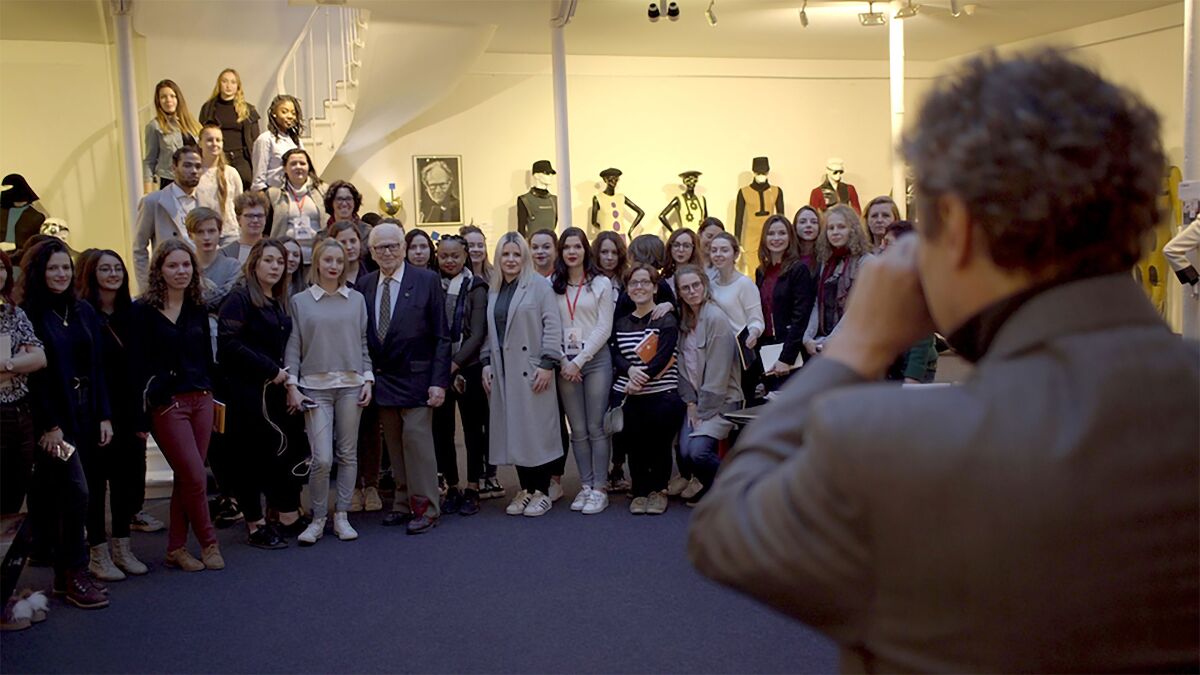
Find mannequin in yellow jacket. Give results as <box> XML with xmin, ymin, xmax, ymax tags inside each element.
<box><xmin>735</xmin><ymin>156</ymin><xmax>784</xmax><ymax>277</ymax></box>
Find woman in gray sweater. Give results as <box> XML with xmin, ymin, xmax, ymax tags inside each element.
<box><xmin>284</xmin><ymin>238</ymin><xmax>374</xmax><ymax>546</ymax></box>
<box><xmin>673</xmin><ymin>264</ymin><xmax>743</xmax><ymax>506</ymax></box>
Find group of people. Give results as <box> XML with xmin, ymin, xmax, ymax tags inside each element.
<box><xmin>3</xmin><ymin>65</ymin><xmax>937</xmax><ymax>618</ymax></box>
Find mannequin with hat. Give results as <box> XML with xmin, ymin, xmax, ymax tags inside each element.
<box><xmin>658</xmin><ymin>170</ymin><xmax>707</xmax><ymax>234</ymax></box>
<box><xmin>808</xmin><ymin>157</ymin><xmax>861</xmax><ymax>213</ymax></box>
<box><xmin>735</xmin><ymin>157</ymin><xmax>785</xmax><ymax>277</ymax></box>
<box><xmin>516</xmin><ymin>160</ymin><xmax>559</xmax><ymax>238</ymax></box>
<box><xmin>590</xmin><ymin>168</ymin><xmax>644</xmax><ymax>239</ymax></box>
<box><xmin>1</xmin><ymin>173</ymin><xmax>47</xmax><ymax>258</ymax></box>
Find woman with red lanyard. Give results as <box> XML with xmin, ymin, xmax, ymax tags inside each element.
<box><xmin>551</xmin><ymin>227</ymin><xmax>615</xmax><ymax>514</ymax></box>
<box><xmin>267</xmin><ymin>148</ymin><xmax>326</xmax><ymax>270</ymax></box>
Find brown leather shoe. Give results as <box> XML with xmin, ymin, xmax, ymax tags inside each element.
<box><xmin>65</xmin><ymin>568</ymin><xmax>109</xmax><ymax>610</ymax></box>
<box><xmin>201</xmin><ymin>544</ymin><xmax>225</xmax><ymax>570</ymax></box>
<box><xmin>164</xmin><ymin>548</ymin><xmax>204</xmax><ymax>572</ymax></box>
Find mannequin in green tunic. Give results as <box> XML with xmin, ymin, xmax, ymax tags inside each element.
<box><xmin>590</xmin><ymin>168</ymin><xmax>645</xmax><ymax>240</ymax></box>
<box><xmin>516</xmin><ymin>159</ymin><xmax>558</xmax><ymax>238</ymax></box>
<box><xmin>658</xmin><ymin>170</ymin><xmax>707</xmax><ymax>234</ymax></box>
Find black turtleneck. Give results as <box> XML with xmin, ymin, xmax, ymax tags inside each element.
<box><xmin>945</xmin><ymin>281</ymin><xmax>1057</xmax><ymax>363</ymax></box>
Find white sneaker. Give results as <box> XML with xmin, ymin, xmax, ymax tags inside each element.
<box><xmin>667</xmin><ymin>475</ymin><xmax>690</xmax><ymax>497</ymax></box>
<box><xmin>298</xmin><ymin>517</ymin><xmax>326</xmax><ymax>546</ymax></box>
<box><xmin>581</xmin><ymin>489</ymin><xmax>609</xmax><ymax>515</ymax></box>
<box><xmin>332</xmin><ymin>512</ymin><xmax>358</xmax><ymax>541</ymax></box>
<box><xmin>523</xmin><ymin>491</ymin><xmax>552</xmax><ymax>517</ymax></box>
<box><xmin>548</xmin><ymin>479</ymin><xmax>564</xmax><ymax>502</ymax></box>
<box><xmin>570</xmin><ymin>486</ymin><xmax>592</xmax><ymax>511</ymax></box>
<box><xmin>506</xmin><ymin>490</ymin><xmax>532</xmax><ymax>515</ymax></box>
<box><xmin>680</xmin><ymin>477</ymin><xmax>703</xmax><ymax>500</ymax></box>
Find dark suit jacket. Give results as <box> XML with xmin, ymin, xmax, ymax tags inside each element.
<box><xmin>356</xmin><ymin>265</ymin><xmax>451</xmax><ymax>408</ymax></box>
<box><xmin>2</xmin><ymin>205</ymin><xmax>45</xmax><ymax>255</ymax></box>
<box><xmin>756</xmin><ymin>261</ymin><xmax>817</xmax><ymax>366</ymax></box>
<box><xmin>689</xmin><ymin>273</ymin><xmax>1200</xmax><ymax>673</ymax></box>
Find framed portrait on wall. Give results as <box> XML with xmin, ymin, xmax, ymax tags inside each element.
<box><xmin>413</xmin><ymin>155</ymin><xmax>463</xmax><ymax>226</ymax></box>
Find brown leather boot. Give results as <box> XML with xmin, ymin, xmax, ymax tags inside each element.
<box><xmin>65</xmin><ymin>568</ymin><xmax>109</xmax><ymax>609</ymax></box>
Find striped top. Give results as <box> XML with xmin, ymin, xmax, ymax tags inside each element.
<box><xmin>609</xmin><ymin>310</ymin><xmax>680</xmax><ymax>396</ymax></box>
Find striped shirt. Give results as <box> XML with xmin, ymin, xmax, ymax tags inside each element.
<box><xmin>609</xmin><ymin>311</ymin><xmax>679</xmax><ymax>396</ymax></box>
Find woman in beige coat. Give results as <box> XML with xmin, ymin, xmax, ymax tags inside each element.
<box><xmin>482</xmin><ymin>232</ymin><xmax>564</xmax><ymax>517</ymax></box>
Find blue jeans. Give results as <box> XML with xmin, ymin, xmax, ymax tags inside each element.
<box><xmin>557</xmin><ymin>350</ymin><xmax>613</xmax><ymax>488</ymax></box>
<box><xmin>678</xmin><ymin>416</ymin><xmax>720</xmax><ymax>488</ymax></box>
<box><xmin>302</xmin><ymin>386</ymin><xmax>362</xmax><ymax>519</ymax></box>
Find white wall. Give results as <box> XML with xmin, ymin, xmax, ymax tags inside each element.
<box><xmin>327</xmin><ymin>53</ymin><xmax>937</xmax><ymax>243</ymax></box>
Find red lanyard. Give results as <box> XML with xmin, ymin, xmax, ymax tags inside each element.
<box><xmin>565</xmin><ymin>275</ymin><xmax>586</xmax><ymax>323</ymax></box>
<box><xmin>287</xmin><ymin>184</ymin><xmax>309</xmax><ymax>214</ymax></box>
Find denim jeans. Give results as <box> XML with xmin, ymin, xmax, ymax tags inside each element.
<box><xmin>557</xmin><ymin>349</ymin><xmax>613</xmax><ymax>488</ymax></box>
<box><xmin>302</xmin><ymin>386</ymin><xmax>362</xmax><ymax>519</ymax></box>
<box><xmin>678</xmin><ymin>416</ymin><xmax>721</xmax><ymax>488</ymax></box>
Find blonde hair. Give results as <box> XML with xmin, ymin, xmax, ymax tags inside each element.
<box><xmin>209</xmin><ymin>68</ymin><xmax>251</xmax><ymax>123</ymax></box>
<box><xmin>200</xmin><ymin>123</ymin><xmax>231</xmax><ymax>218</ymax></box>
<box><xmin>816</xmin><ymin>204</ymin><xmax>870</xmax><ymax>262</ymax></box>
<box><xmin>308</xmin><ymin>238</ymin><xmax>348</xmax><ymax>287</ymax></box>
<box><xmin>489</xmin><ymin>231</ymin><xmax>534</xmax><ymax>290</ymax></box>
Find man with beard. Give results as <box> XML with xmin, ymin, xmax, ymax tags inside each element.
<box><xmin>133</xmin><ymin>145</ymin><xmax>204</xmax><ymax>288</ymax></box>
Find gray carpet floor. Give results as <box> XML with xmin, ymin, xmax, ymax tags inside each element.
<box><xmin>1</xmin><ymin>465</ymin><xmax>836</xmax><ymax>674</ymax></box>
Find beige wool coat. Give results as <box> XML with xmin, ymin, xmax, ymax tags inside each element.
<box><xmin>484</xmin><ymin>274</ymin><xmax>564</xmax><ymax>467</ymax></box>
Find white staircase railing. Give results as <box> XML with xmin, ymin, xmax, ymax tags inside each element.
<box><xmin>275</xmin><ymin>5</ymin><xmax>368</xmax><ymax>172</ymax></box>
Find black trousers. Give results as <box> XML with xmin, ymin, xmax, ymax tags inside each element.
<box><xmin>78</xmin><ymin>428</ymin><xmax>143</xmax><ymax>544</ymax></box>
<box><xmin>228</xmin><ymin>401</ymin><xmax>302</xmax><ymax>523</ymax></box>
<box><xmin>432</xmin><ymin>363</ymin><xmax>491</xmax><ymax>486</ymax></box>
<box><xmin>550</xmin><ymin>405</ymin><xmax>570</xmax><ymax>477</ymax></box>
<box><xmin>1</xmin><ymin>401</ymin><xmax>35</xmax><ymax>515</ymax></box>
<box><xmin>228</xmin><ymin>153</ymin><xmax>253</xmax><ymax>191</ymax></box>
<box><xmin>615</xmin><ymin>390</ymin><xmax>687</xmax><ymax>497</ymax></box>
<box><xmin>29</xmin><ymin>443</ymin><xmax>89</xmax><ymax>571</ymax></box>
<box><xmin>515</xmin><ymin>459</ymin><xmax>556</xmax><ymax>495</ymax></box>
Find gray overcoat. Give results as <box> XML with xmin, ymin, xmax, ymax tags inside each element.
<box><xmin>485</xmin><ymin>274</ymin><xmax>564</xmax><ymax>467</ymax></box>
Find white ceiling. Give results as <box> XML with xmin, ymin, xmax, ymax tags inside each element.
<box><xmin>340</xmin><ymin>0</ymin><xmax>1180</xmax><ymax>61</ymax></box>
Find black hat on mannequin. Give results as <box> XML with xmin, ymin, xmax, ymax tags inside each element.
<box><xmin>0</xmin><ymin>174</ymin><xmax>38</xmax><ymax>208</ymax></box>
<box><xmin>751</xmin><ymin>157</ymin><xmax>770</xmax><ymax>174</ymax></box>
<box><xmin>599</xmin><ymin>168</ymin><xmax>623</xmax><ymax>179</ymax></box>
<box><xmin>531</xmin><ymin>160</ymin><xmax>556</xmax><ymax>175</ymax></box>
<box><xmin>679</xmin><ymin>170</ymin><xmax>702</xmax><ymax>179</ymax></box>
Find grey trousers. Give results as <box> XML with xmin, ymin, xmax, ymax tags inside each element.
<box><xmin>379</xmin><ymin>406</ymin><xmax>440</xmax><ymax>519</ymax></box>
<box><xmin>303</xmin><ymin>386</ymin><xmax>362</xmax><ymax>519</ymax></box>
<box><xmin>557</xmin><ymin>349</ymin><xmax>614</xmax><ymax>488</ymax></box>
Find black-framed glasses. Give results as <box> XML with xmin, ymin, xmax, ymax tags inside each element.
<box><xmin>372</xmin><ymin>243</ymin><xmax>402</xmax><ymax>253</ymax></box>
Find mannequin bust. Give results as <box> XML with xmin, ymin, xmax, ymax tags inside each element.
<box><xmin>735</xmin><ymin>156</ymin><xmax>784</xmax><ymax>277</ymax></box>
<box><xmin>658</xmin><ymin>170</ymin><xmax>707</xmax><ymax>233</ymax></box>
<box><xmin>808</xmin><ymin>157</ymin><xmax>862</xmax><ymax>213</ymax></box>
<box><xmin>590</xmin><ymin>168</ymin><xmax>644</xmax><ymax>239</ymax></box>
<box><xmin>516</xmin><ymin>159</ymin><xmax>558</xmax><ymax>238</ymax></box>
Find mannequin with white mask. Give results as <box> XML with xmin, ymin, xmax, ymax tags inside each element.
<box><xmin>734</xmin><ymin>156</ymin><xmax>784</xmax><ymax>277</ymax></box>
<box><xmin>808</xmin><ymin>157</ymin><xmax>862</xmax><ymax>214</ymax></box>
<box><xmin>516</xmin><ymin>159</ymin><xmax>558</xmax><ymax>238</ymax></box>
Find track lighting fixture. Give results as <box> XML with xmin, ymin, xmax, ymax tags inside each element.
<box><xmin>949</xmin><ymin>0</ymin><xmax>962</xmax><ymax>16</ymax></box>
<box><xmin>858</xmin><ymin>1</ymin><xmax>885</xmax><ymax>26</ymax></box>
<box><xmin>705</xmin><ymin>0</ymin><xmax>717</xmax><ymax>26</ymax></box>
<box><xmin>666</xmin><ymin>1</ymin><xmax>679</xmax><ymax>20</ymax></box>
<box><xmin>648</xmin><ymin>2</ymin><xmax>660</xmax><ymax>22</ymax></box>
<box><xmin>894</xmin><ymin>0</ymin><xmax>919</xmax><ymax>19</ymax></box>
<box><xmin>798</xmin><ymin>0</ymin><xmax>808</xmax><ymax>27</ymax></box>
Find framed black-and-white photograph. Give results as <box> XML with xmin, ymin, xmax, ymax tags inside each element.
<box><xmin>413</xmin><ymin>155</ymin><xmax>463</xmax><ymax>227</ymax></box>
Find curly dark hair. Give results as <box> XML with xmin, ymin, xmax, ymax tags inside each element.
<box><xmin>902</xmin><ymin>48</ymin><xmax>1164</xmax><ymax>279</ymax></box>
<box><xmin>76</xmin><ymin>249</ymin><xmax>132</xmax><ymax>311</ymax></box>
<box><xmin>17</xmin><ymin>238</ymin><xmax>74</xmax><ymax>312</ymax></box>
<box><xmin>323</xmin><ymin>180</ymin><xmax>362</xmax><ymax>217</ymax></box>
<box><xmin>266</xmin><ymin>94</ymin><xmax>304</xmax><ymax>142</ymax></box>
<box><xmin>0</xmin><ymin>250</ymin><xmax>14</xmax><ymax>304</ymax></box>
<box><xmin>139</xmin><ymin>239</ymin><xmax>204</xmax><ymax>309</ymax></box>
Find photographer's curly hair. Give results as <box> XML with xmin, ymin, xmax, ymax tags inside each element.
<box><xmin>902</xmin><ymin>48</ymin><xmax>1164</xmax><ymax>279</ymax></box>
<box><xmin>140</xmin><ymin>239</ymin><xmax>204</xmax><ymax>309</ymax></box>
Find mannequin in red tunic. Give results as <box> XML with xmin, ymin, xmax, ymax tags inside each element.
<box><xmin>808</xmin><ymin>157</ymin><xmax>861</xmax><ymax>214</ymax></box>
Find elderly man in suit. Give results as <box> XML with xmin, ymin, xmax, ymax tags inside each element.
<box><xmin>132</xmin><ymin>145</ymin><xmax>204</xmax><ymax>289</ymax></box>
<box><xmin>689</xmin><ymin>49</ymin><xmax>1200</xmax><ymax>672</ymax></box>
<box><xmin>356</xmin><ymin>221</ymin><xmax>451</xmax><ymax>534</ymax></box>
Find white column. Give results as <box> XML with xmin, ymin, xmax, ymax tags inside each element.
<box><xmin>1181</xmin><ymin>0</ymin><xmax>1199</xmax><ymax>338</ymax></box>
<box><xmin>888</xmin><ymin>3</ymin><xmax>906</xmax><ymax>217</ymax></box>
<box><xmin>550</xmin><ymin>4</ymin><xmax>574</xmax><ymax>231</ymax></box>
<box><xmin>112</xmin><ymin>0</ymin><xmax>141</xmax><ymax>255</ymax></box>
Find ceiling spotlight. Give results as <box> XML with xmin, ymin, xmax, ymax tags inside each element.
<box><xmin>858</xmin><ymin>1</ymin><xmax>885</xmax><ymax>26</ymax></box>
<box><xmin>894</xmin><ymin>0</ymin><xmax>919</xmax><ymax>19</ymax></box>
<box><xmin>799</xmin><ymin>0</ymin><xmax>809</xmax><ymax>27</ymax></box>
<box><xmin>666</xmin><ymin>1</ymin><xmax>679</xmax><ymax>20</ymax></box>
<box><xmin>648</xmin><ymin>2</ymin><xmax>660</xmax><ymax>21</ymax></box>
<box><xmin>949</xmin><ymin>0</ymin><xmax>962</xmax><ymax>16</ymax></box>
<box><xmin>705</xmin><ymin>1</ymin><xmax>717</xmax><ymax>26</ymax></box>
